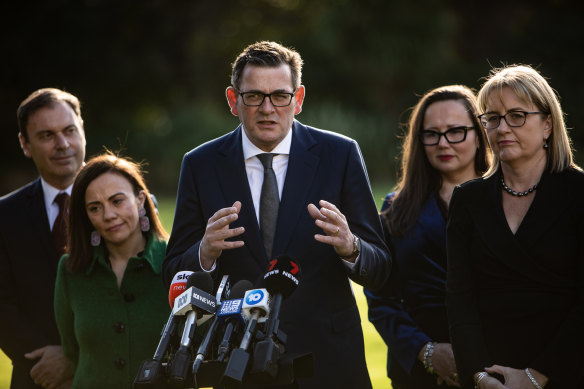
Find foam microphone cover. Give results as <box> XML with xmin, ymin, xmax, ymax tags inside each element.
<box><xmin>264</xmin><ymin>254</ymin><xmax>301</xmax><ymax>298</ymax></box>
<box><xmin>168</xmin><ymin>271</ymin><xmax>194</xmax><ymax>307</ymax></box>
<box><xmin>187</xmin><ymin>271</ymin><xmax>214</xmax><ymax>294</ymax></box>
<box><xmin>229</xmin><ymin>279</ymin><xmax>254</xmax><ymax>300</ymax></box>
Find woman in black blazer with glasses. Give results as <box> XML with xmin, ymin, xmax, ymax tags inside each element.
<box><xmin>446</xmin><ymin>64</ymin><xmax>584</xmax><ymax>389</ymax></box>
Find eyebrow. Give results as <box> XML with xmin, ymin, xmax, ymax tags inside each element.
<box><xmin>485</xmin><ymin>106</ymin><xmax>528</xmax><ymax>113</ymax></box>
<box><xmin>243</xmin><ymin>89</ymin><xmax>293</xmax><ymax>94</ymax></box>
<box><xmin>34</xmin><ymin>125</ymin><xmax>78</xmax><ymax>135</ymax></box>
<box><xmin>423</xmin><ymin>125</ymin><xmax>472</xmax><ymax>131</ymax></box>
<box><xmin>86</xmin><ymin>192</ymin><xmax>126</xmax><ymax>207</ymax></box>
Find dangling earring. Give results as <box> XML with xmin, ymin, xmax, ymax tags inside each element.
<box><xmin>139</xmin><ymin>208</ymin><xmax>150</xmax><ymax>232</ymax></box>
<box><xmin>90</xmin><ymin>231</ymin><xmax>101</xmax><ymax>246</ymax></box>
<box><xmin>543</xmin><ymin>140</ymin><xmax>549</xmax><ymax>149</ymax></box>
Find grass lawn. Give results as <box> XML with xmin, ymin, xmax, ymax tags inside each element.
<box><xmin>0</xmin><ymin>183</ymin><xmax>394</xmax><ymax>388</ymax></box>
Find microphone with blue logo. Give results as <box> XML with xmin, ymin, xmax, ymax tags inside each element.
<box><xmin>215</xmin><ymin>279</ymin><xmax>254</xmax><ymax>362</ymax></box>
<box><xmin>168</xmin><ymin>271</ymin><xmax>217</xmax><ymax>387</ymax></box>
<box><xmin>191</xmin><ymin>279</ymin><xmax>253</xmax><ymax>376</ymax></box>
<box><xmin>221</xmin><ymin>285</ymin><xmax>271</xmax><ymax>384</ymax></box>
<box><xmin>252</xmin><ymin>255</ymin><xmax>301</xmax><ymax>377</ymax></box>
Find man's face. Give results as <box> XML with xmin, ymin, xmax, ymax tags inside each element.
<box><xmin>19</xmin><ymin>101</ymin><xmax>86</xmax><ymax>189</ymax></box>
<box><xmin>226</xmin><ymin>64</ymin><xmax>305</xmax><ymax>152</ymax></box>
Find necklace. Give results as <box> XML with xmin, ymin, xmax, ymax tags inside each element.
<box><xmin>501</xmin><ymin>177</ymin><xmax>538</xmax><ymax>197</ymax></box>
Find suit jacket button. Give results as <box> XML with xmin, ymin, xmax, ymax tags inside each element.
<box><xmin>113</xmin><ymin>322</ymin><xmax>125</xmax><ymax>333</ymax></box>
<box><xmin>124</xmin><ymin>293</ymin><xmax>135</xmax><ymax>302</ymax></box>
<box><xmin>114</xmin><ymin>358</ymin><xmax>126</xmax><ymax>369</ymax></box>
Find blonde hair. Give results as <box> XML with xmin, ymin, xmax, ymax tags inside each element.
<box><xmin>477</xmin><ymin>64</ymin><xmax>576</xmax><ymax>174</ymax></box>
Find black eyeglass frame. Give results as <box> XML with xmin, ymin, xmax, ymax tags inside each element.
<box><xmin>477</xmin><ymin>111</ymin><xmax>543</xmax><ymax>130</ymax></box>
<box><xmin>419</xmin><ymin>126</ymin><xmax>475</xmax><ymax>146</ymax></box>
<box><xmin>238</xmin><ymin>91</ymin><xmax>296</xmax><ymax>107</ymax></box>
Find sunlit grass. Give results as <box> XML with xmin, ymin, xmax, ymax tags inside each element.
<box><xmin>0</xmin><ymin>183</ymin><xmax>393</xmax><ymax>388</ymax></box>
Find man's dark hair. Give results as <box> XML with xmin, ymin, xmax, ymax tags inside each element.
<box><xmin>231</xmin><ymin>41</ymin><xmax>303</xmax><ymax>91</ymax></box>
<box><xmin>17</xmin><ymin>88</ymin><xmax>82</xmax><ymax>141</ymax></box>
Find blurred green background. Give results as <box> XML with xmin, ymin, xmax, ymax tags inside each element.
<box><xmin>1</xmin><ymin>0</ymin><xmax>583</xmax><ymax>196</ymax></box>
<box><xmin>1</xmin><ymin>0</ymin><xmax>583</xmax><ymax>387</ymax></box>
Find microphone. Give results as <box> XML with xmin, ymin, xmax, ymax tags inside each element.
<box><xmin>134</xmin><ymin>271</ymin><xmax>193</xmax><ymax>388</ymax></box>
<box><xmin>216</xmin><ymin>280</ymin><xmax>254</xmax><ymax>362</ymax></box>
<box><xmin>251</xmin><ymin>255</ymin><xmax>301</xmax><ymax>377</ymax></box>
<box><xmin>191</xmin><ymin>279</ymin><xmax>253</xmax><ymax>376</ymax></box>
<box><xmin>262</xmin><ymin>255</ymin><xmax>300</xmax><ymax>338</ymax></box>
<box><xmin>221</xmin><ymin>287</ymin><xmax>271</xmax><ymax>384</ymax></box>
<box><xmin>168</xmin><ymin>272</ymin><xmax>216</xmax><ymax>387</ymax></box>
<box><xmin>168</xmin><ymin>270</ymin><xmax>194</xmax><ymax>307</ymax></box>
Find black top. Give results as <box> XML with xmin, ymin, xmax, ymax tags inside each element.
<box><xmin>446</xmin><ymin>167</ymin><xmax>584</xmax><ymax>389</ymax></box>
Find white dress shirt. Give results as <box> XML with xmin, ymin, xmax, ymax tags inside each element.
<box><xmin>199</xmin><ymin>126</ymin><xmax>357</xmax><ymax>271</ymax></box>
<box><xmin>41</xmin><ymin>178</ymin><xmax>73</xmax><ymax>231</ymax></box>
<box><xmin>241</xmin><ymin>127</ymin><xmax>292</xmax><ymax>224</ymax></box>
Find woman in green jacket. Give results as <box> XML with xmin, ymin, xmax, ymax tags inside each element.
<box><xmin>54</xmin><ymin>152</ymin><xmax>170</xmax><ymax>389</ymax></box>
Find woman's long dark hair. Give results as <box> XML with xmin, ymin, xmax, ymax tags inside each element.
<box><xmin>384</xmin><ymin>85</ymin><xmax>491</xmax><ymax>236</ymax></box>
<box><xmin>66</xmin><ymin>152</ymin><xmax>168</xmax><ymax>273</ymax></box>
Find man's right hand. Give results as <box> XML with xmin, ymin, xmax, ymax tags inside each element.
<box><xmin>25</xmin><ymin>345</ymin><xmax>72</xmax><ymax>389</ymax></box>
<box><xmin>200</xmin><ymin>201</ymin><xmax>245</xmax><ymax>270</ymax></box>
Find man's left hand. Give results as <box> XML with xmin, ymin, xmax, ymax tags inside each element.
<box><xmin>307</xmin><ymin>200</ymin><xmax>356</xmax><ymax>262</ymax></box>
<box><xmin>25</xmin><ymin>345</ymin><xmax>72</xmax><ymax>389</ymax></box>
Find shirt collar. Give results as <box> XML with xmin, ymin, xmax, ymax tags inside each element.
<box><xmin>241</xmin><ymin>125</ymin><xmax>293</xmax><ymax>161</ymax></box>
<box><xmin>41</xmin><ymin>178</ymin><xmax>72</xmax><ymax>208</ymax></box>
<box><xmin>86</xmin><ymin>233</ymin><xmax>166</xmax><ymax>275</ymax></box>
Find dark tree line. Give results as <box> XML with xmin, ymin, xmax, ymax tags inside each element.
<box><xmin>1</xmin><ymin>0</ymin><xmax>582</xmax><ymax>196</ymax></box>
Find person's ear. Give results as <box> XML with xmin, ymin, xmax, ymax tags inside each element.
<box><xmin>294</xmin><ymin>86</ymin><xmax>305</xmax><ymax>115</ymax></box>
<box><xmin>137</xmin><ymin>190</ymin><xmax>146</xmax><ymax>208</ymax></box>
<box><xmin>226</xmin><ymin>87</ymin><xmax>239</xmax><ymax>116</ymax></box>
<box><xmin>543</xmin><ymin>114</ymin><xmax>552</xmax><ymax>139</ymax></box>
<box><xmin>18</xmin><ymin>132</ymin><xmax>31</xmax><ymax>158</ymax></box>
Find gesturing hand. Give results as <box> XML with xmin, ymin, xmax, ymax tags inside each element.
<box><xmin>307</xmin><ymin>200</ymin><xmax>356</xmax><ymax>261</ymax></box>
<box><xmin>200</xmin><ymin>201</ymin><xmax>245</xmax><ymax>270</ymax></box>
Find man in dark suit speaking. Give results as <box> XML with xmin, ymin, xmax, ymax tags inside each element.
<box><xmin>0</xmin><ymin>88</ymin><xmax>86</xmax><ymax>388</ymax></box>
<box><xmin>163</xmin><ymin>41</ymin><xmax>391</xmax><ymax>388</ymax></box>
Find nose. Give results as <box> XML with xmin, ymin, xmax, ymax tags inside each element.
<box><xmin>103</xmin><ymin>204</ymin><xmax>116</xmax><ymax>220</ymax></box>
<box><xmin>495</xmin><ymin>122</ymin><xmax>512</xmax><ymax>137</ymax></box>
<box><xmin>258</xmin><ymin>95</ymin><xmax>275</xmax><ymax>113</ymax></box>
<box><xmin>437</xmin><ymin>134</ymin><xmax>450</xmax><ymax>147</ymax></box>
<box><xmin>54</xmin><ymin>132</ymin><xmax>70</xmax><ymax>149</ymax></box>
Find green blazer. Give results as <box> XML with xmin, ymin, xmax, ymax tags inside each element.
<box><xmin>54</xmin><ymin>235</ymin><xmax>170</xmax><ymax>389</ymax></box>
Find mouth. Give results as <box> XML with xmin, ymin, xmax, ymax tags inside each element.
<box><xmin>52</xmin><ymin>154</ymin><xmax>74</xmax><ymax>163</ymax></box>
<box><xmin>106</xmin><ymin>223</ymin><xmax>124</xmax><ymax>232</ymax></box>
<box><xmin>257</xmin><ymin>120</ymin><xmax>277</xmax><ymax>128</ymax></box>
<box><xmin>438</xmin><ymin>155</ymin><xmax>454</xmax><ymax>161</ymax></box>
<box><xmin>498</xmin><ymin>140</ymin><xmax>515</xmax><ymax>146</ymax></box>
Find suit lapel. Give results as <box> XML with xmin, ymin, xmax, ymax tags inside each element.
<box><xmin>272</xmin><ymin>121</ymin><xmax>319</xmax><ymax>258</ymax></box>
<box><xmin>216</xmin><ymin>126</ymin><xmax>266</xmax><ymax>266</ymax></box>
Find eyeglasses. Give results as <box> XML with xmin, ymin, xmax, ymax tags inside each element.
<box><xmin>478</xmin><ymin>111</ymin><xmax>543</xmax><ymax>130</ymax></box>
<box><xmin>419</xmin><ymin>126</ymin><xmax>474</xmax><ymax>146</ymax></box>
<box><xmin>239</xmin><ymin>91</ymin><xmax>296</xmax><ymax>107</ymax></box>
